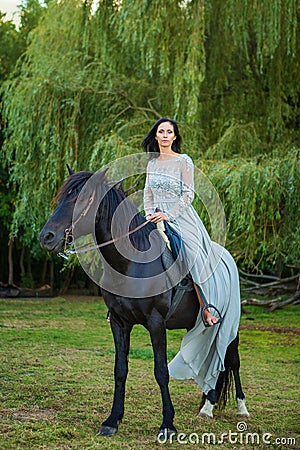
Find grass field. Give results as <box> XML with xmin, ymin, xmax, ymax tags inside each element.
<box><xmin>0</xmin><ymin>295</ymin><xmax>299</xmax><ymax>449</ymax></box>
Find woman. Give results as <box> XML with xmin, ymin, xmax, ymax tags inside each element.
<box><xmin>142</xmin><ymin>117</ymin><xmax>241</xmax><ymax>395</ymax></box>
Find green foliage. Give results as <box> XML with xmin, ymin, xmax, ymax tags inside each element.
<box><xmin>0</xmin><ymin>14</ymin><xmax>22</xmax><ymax>81</ymax></box>
<box><xmin>197</xmin><ymin>148</ymin><xmax>300</xmax><ymax>269</ymax></box>
<box><xmin>0</xmin><ymin>0</ymin><xmax>46</xmax><ymax>258</ymax></box>
<box><xmin>0</xmin><ymin>1</ymin><xmax>45</xmax><ymax>83</ymax></box>
<box><xmin>18</xmin><ymin>0</ymin><xmax>45</xmax><ymax>39</ymax></box>
<box><xmin>0</xmin><ymin>0</ymin><xmax>299</xmax><ymax>275</ymax></box>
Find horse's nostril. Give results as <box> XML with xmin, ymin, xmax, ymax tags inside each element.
<box><xmin>43</xmin><ymin>231</ymin><xmax>55</xmax><ymax>244</ymax></box>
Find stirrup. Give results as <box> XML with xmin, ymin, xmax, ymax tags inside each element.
<box><xmin>201</xmin><ymin>304</ymin><xmax>223</xmax><ymax>328</ymax></box>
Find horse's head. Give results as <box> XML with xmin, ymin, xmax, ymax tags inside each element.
<box><xmin>39</xmin><ymin>168</ymin><xmax>107</xmax><ymax>254</ymax></box>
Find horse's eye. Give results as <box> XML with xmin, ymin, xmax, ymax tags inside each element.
<box><xmin>67</xmin><ymin>189</ymin><xmax>73</xmax><ymax>195</ymax></box>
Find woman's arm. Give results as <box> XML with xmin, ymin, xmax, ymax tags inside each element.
<box><xmin>143</xmin><ymin>165</ymin><xmax>154</xmax><ymax>219</ymax></box>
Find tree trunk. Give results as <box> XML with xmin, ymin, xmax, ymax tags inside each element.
<box><xmin>20</xmin><ymin>246</ymin><xmax>25</xmax><ymax>277</ymax></box>
<box><xmin>26</xmin><ymin>249</ymin><xmax>32</xmax><ymax>275</ymax></box>
<box><xmin>8</xmin><ymin>238</ymin><xmax>14</xmax><ymax>285</ymax></box>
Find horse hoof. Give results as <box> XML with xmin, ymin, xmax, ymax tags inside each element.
<box><xmin>157</xmin><ymin>428</ymin><xmax>177</xmax><ymax>442</ymax></box>
<box><xmin>197</xmin><ymin>399</ymin><xmax>214</xmax><ymax>418</ymax></box>
<box><xmin>237</xmin><ymin>398</ymin><xmax>250</xmax><ymax>417</ymax></box>
<box><xmin>98</xmin><ymin>425</ymin><xmax>118</xmax><ymax>437</ymax></box>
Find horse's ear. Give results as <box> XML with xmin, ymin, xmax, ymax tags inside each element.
<box><xmin>67</xmin><ymin>164</ymin><xmax>75</xmax><ymax>176</ymax></box>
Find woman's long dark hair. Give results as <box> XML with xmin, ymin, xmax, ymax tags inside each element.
<box><xmin>142</xmin><ymin>117</ymin><xmax>182</xmax><ymax>156</ymax></box>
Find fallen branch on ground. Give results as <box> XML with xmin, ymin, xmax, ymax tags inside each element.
<box><xmin>240</xmin><ymin>271</ymin><xmax>300</xmax><ymax>310</ymax></box>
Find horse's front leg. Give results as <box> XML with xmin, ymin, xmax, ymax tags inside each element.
<box><xmin>148</xmin><ymin>311</ymin><xmax>177</xmax><ymax>440</ymax></box>
<box><xmin>98</xmin><ymin>317</ymin><xmax>132</xmax><ymax>436</ymax></box>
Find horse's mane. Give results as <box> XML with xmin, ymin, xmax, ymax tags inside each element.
<box><xmin>53</xmin><ymin>171</ymin><xmax>93</xmax><ymax>206</ymax></box>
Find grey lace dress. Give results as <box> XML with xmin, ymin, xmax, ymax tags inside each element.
<box><xmin>143</xmin><ymin>153</ymin><xmax>241</xmax><ymax>394</ymax></box>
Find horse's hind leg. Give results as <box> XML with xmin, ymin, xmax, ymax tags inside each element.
<box><xmin>233</xmin><ymin>365</ymin><xmax>250</xmax><ymax>416</ymax></box>
<box><xmin>98</xmin><ymin>317</ymin><xmax>133</xmax><ymax>436</ymax></box>
<box><xmin>198</xmin><ymin>390</ymin><xmax>217</xmax><ymax>418</ymax></box>
<box><xmin>198</xmin><ymin>333</ymin><xmax>249</xmax><ymax>418</ymax></box>
<box><xmin>198</xmin><ymin>373</ymin><xmax>224</xmax><ymax>418</ymax></box>
<box><xmin>227</xmin><ymin>334</ymin><xmax>250</xmax><ymax>417</ymax></box>
<box><xmin>234</xmin><ymin>372</ymin><xmax>249</xmax><ymax>416</ymax></box>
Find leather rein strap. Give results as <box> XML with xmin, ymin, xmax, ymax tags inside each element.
<box><xmin>61</xmin><ymin>219</ymin><xmax>151</xmax><ymax>257</ymax></box>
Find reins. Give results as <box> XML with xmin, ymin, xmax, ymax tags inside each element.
<box><xmin>59</xmin><ymin>218</ymin><xmax>151</xmax><ymax>259</ymax></box>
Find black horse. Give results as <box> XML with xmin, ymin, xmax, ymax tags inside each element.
<box><xmin>39</xmin><ymin>168</ymin><xmax>249</xmax><ymax>438</ymax></box>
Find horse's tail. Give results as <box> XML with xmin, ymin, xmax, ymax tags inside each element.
<box><xmin>217</xmin><ymin>365</ymin><xmax>234</xmax><ymax>410</ymax></box>
<box><xmin>217</xmin><ymin>334</ymin><xmax>240</xmax><ymax>409</ymax></box>
<box><xmin>198</xmin><ymin>364</ymin><xmax>233</xmax><ymax>411</ymax></box>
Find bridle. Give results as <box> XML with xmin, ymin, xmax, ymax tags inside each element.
<box><xmin>58</xmin><ymin>188</ymin><xmax>151</xmax><ymax>259</ymax></box>
<box><xmin>58</xmin><ymin>188</ymin><xmax>96</xmax><ymax>259</ymax></box>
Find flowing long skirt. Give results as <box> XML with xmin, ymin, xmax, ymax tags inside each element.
<box><xmin>166</xmin><ymin>205</ymin><xmax>241</xmax><ymax>394</ymax></box>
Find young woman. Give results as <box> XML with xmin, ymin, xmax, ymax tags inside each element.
<box><xmin>142</xmin><ymin>117</ymin><xmax>241</xmax><ymax>395</ymax></box>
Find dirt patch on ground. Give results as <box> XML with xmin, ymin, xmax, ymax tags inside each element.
<box><xmin>0</xmin><ymin>408</ymin><xmax>58</xmax><ymax>422</ymax></box>
<box><xmin>239</xmin><ymin>324</ymin><xmax>300</xmax><ymax>335</ymax></box>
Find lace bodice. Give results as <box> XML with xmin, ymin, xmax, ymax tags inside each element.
<box><xmin>144</xmin><ymin>154</ymin><xmax>194</xmax><ymax>222</ymax></box>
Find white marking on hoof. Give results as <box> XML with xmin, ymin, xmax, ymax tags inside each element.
<box><xmin>237</xmin><ymin>398</ymin><xmax>250</xmax><ymax>417</ymax></box>
<box><xmin>198</xmin><ymin>399</ymin><xmax>214</xmax><ymax>418</ymax></box>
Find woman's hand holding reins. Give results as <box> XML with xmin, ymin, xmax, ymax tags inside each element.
<box><xmin>148</xmin><ymin>212</ymin><xmax>169</xmax><ymax>223</ymax></box>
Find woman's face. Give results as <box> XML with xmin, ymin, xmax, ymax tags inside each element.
<box><xmin>155</xmin><ymin>121</ymin><xmax>176</xmax><ymax>149</ymax></box>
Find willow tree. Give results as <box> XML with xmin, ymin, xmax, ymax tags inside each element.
<box><xmin>1</xmin><ymin>0</ymin><xmax>299</xmax><ymax>278</ymax></box>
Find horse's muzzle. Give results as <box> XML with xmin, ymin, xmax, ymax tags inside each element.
<box><xmin>39</xmin><ymin>229</ymin><xmax>64</xmax><ymax>253</ymax></box>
